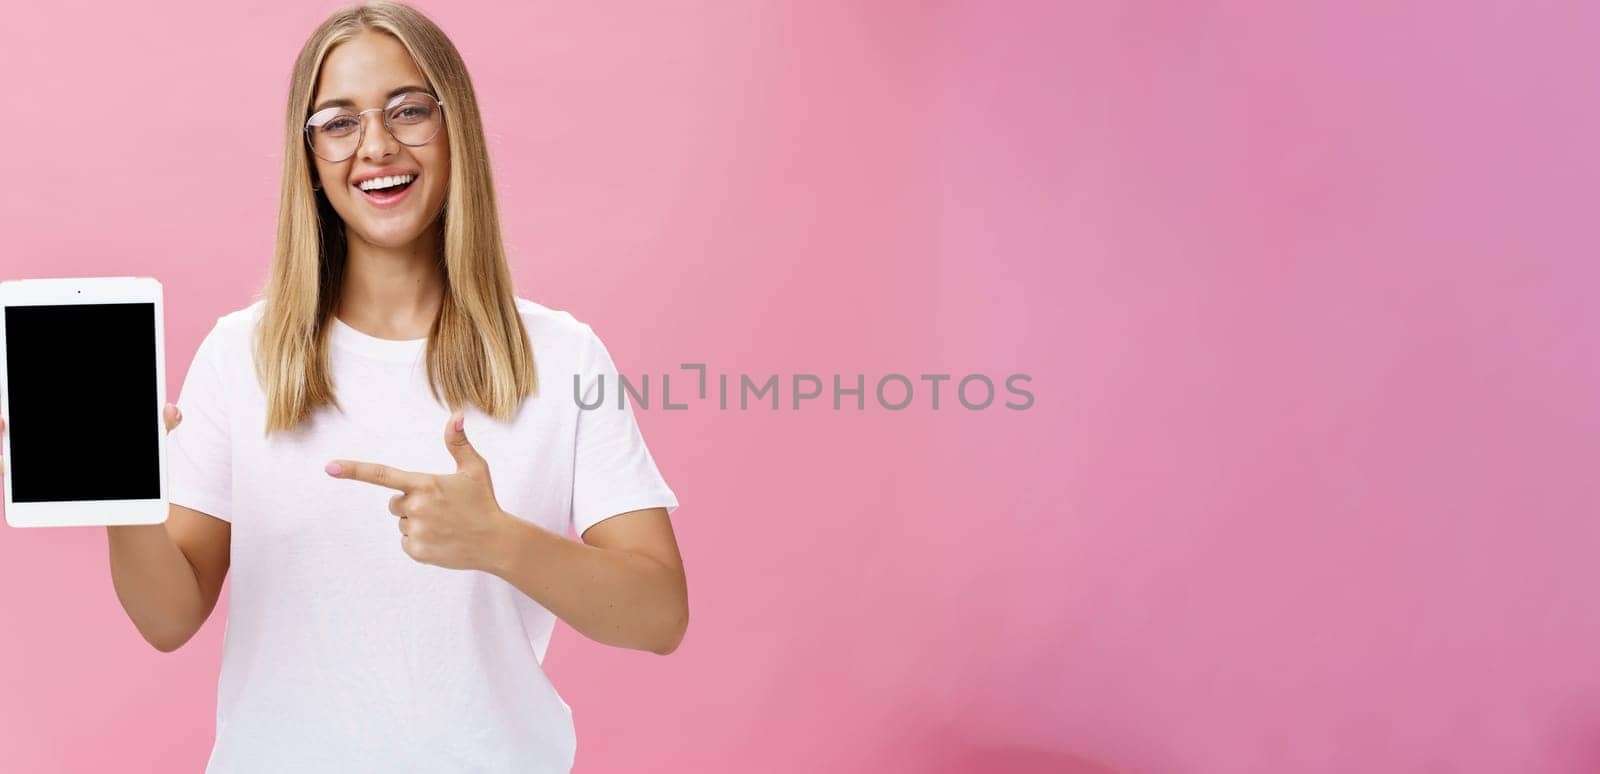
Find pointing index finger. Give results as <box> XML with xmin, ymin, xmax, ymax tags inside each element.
<box><xmin>326</xmin><ymin>459</ymin><xmax>429</xmax><ymax>492</ymax></box>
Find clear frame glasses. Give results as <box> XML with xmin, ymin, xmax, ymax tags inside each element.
<box><xmin>305</xmin><ymin>92</ymin><xmax>446</xmax><ymax>163</ymax></box>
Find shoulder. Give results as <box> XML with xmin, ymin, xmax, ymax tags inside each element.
<box><xmin>515</xmin><ymin>296</ymin><xmax>590</xmax><ymax>337</ymax></box>
<box><xmin>203</xmin><ymin>298</ymin><xmax>264</xmax><ymax>335</ymax></box>
<box><xmin>192</xmin><ymin>299</ymin><xmax>266</xmax><ymax>360</ymax></box>
<box><xmin>514</xmin><ymin>296</ymin><xmax>604</xmax><ymax>362</ymax></box>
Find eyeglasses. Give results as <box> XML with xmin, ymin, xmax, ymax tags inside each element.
<box><xmin>304</xmin><ymin>91</ymin><xmax>446</xmax><ymax>163</ymax></box>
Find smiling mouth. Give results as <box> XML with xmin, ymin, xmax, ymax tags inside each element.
<box><xmin>355</xmin><ymin>174</ymin><xmax>417</xmax><ymax>204</ymax></box>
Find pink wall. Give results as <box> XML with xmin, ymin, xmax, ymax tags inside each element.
<box><xmin>2</xmin><ymin>1</ymin><xmax>1597</xmax><ymax>771</ymax></box>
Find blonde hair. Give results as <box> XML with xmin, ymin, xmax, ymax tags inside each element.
<box><xmin>253</xmin><ymin>0</ymin><xmax>536</xmax><ymax>435</ymax></box>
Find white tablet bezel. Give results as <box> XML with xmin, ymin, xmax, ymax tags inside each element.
<box><xmin>0</xmin><ymin>276</ymin><xmax>169</xmax><ymax>527</ymax></box>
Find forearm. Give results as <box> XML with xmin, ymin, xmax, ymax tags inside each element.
<box><xmin>105</xmin><ymin>524</ymin><xmax>207</xmax><ymax>652</ymax></box>
<box><xmin>486</xmin><ymin>515</ymin><xmax>687</xmax><ymax>655</ymax></box>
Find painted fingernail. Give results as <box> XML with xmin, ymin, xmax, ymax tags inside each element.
<box><xmin>325</xmin><ymin>462</ymin><xmax>342</xmax><ymax>476</ymax></box>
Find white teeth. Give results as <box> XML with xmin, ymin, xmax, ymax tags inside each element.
<box><xmin>358</xmin><ymin>174</ymin><xmax>416</xmax><ymax>192</ymax></box>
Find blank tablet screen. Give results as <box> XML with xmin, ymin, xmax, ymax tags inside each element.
<box><xmin>4</xmin><ymin>303</ymin><xmax>160</xmax><ymax>503</ymax></box>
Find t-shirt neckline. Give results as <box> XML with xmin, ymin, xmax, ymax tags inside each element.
<box><xmin>330</xmin><ymin>316</ymin><xmax>427</xmax><ymax>363</ymax></box>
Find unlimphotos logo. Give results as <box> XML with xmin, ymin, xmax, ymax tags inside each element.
<box><xmin>575</xmin><ymin>364</ymin><xmax>1034</xmax><ymax>411</ymax></box>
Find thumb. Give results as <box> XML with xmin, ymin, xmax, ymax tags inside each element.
<box><xmin>445</xmin><ymin>410</ymin><xmax>486</xmax><ymax>474</ymax></box>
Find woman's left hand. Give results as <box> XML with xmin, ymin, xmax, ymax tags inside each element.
<box><xmin>325</xmin><ymin>411</ymin><xmax>513</xmax><ymax>572</ymax></box>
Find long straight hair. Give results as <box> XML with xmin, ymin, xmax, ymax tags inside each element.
<box><xmin>254</xmin><ymin>1</ymin><xmax>536</xmax><ymax>435</ymax></box>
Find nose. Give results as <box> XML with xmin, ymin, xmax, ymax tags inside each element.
<box><xmin>356</xmin><ymin>109</ymin><xmax>398</xmax><ymax>162</ymax></box>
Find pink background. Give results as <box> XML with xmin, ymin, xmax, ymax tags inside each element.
<box><xmin>2</xmin><ymin>1</ymin><xmax>1597</xmax><ymax>771</ymax></box>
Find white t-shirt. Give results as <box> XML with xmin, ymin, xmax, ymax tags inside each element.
<box><xmin>166</xmin><ymin>297</ymin><xmax>679</xmax><ymax>774</ymax></box>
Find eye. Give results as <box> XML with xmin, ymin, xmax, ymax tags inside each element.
<box><xmin>320</xmin><ymin>116</ymin><xmax>360</xmax><ymax>135</ymax></box>
<box><xmin>389</xmin><ymin>104</ymin><xmax>433</xmax><ymax>123</ymax></box>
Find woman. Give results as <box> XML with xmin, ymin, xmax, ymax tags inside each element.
<box><xmin>2</xmin><ymin>3</ymin><xmax>687</xmax><ymax>772</ymax></box>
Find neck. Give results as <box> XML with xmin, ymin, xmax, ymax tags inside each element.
<box><xmin>336</xmin><ymin>222</ymin><xmax>445</xmax><ymax>340</ymax></box>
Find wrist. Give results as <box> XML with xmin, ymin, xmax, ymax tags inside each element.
<box><xmin>483</xmin><ymin>510</ymin><xmax>539</xmax><ymax>578</ymax></box>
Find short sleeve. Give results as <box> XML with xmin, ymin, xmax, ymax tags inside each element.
<box><xmin>167</xmin><ymin>319</ymin><xmax>232</xmax><ymax>522</ymax></box>
<box><xmin>570</xmin><ymin>324</ymin><xmax>679</xmax><ymax>537</ymax></box>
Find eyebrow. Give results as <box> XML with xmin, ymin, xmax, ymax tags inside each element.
<box><xmin>312</xmin><ymin>84</ymin><xmax>433</xmax><ymax>114</ymax></box>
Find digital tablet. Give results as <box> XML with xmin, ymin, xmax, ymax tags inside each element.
<box><xmin>0</xmin><ymin>277</ymin><xmax>169</xmax><ymax>527</ymax></box>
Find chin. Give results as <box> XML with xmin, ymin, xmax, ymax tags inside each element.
<box><xmin>341</xmin><ymin>206</ymin><xmax>440</xmax><ymax>244</ymax></box>
<box><xmin>354</xmin><ymin>224</ymin><xmax>432</xmax><ymax>248</ymax></box>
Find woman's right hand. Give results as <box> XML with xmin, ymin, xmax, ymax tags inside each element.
<box><xmin>1</xmin><ymin>403</ymin><xmax>183</xmax><ymax>476</ymax></box>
